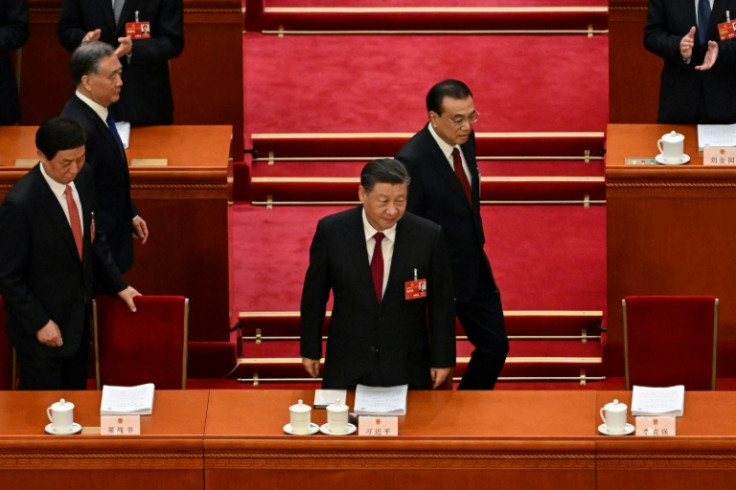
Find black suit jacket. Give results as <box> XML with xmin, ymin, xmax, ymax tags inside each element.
<box><xmin>61</xmin><ymin>95</ymin><xmax>137</xmax><ymax>273</ymax></box>
<box><xmin>300</xmin><ymin>207</ymin><xmax>456</xmax><ymax>390</ymax></box>
<box><xmin>58</xmin><ymin>0</ymin><xmax>184</xmax><ymax>125</ymax></box>
<box><xmin>0</xmin><ymin>0</ymin><xmax>29</xmax><ymax>124</ymax></box>
<box><xmin>0</xmin><ymin>165</ymin><xmax>127</xmax><ymax>358</ymax></box>
<box><xmin>645</xmin><ymin>0</ymin><xmax>736</xmax><ymax>123</ymax></box>
<box><xmin>396</xmin><ymin>126</ymin><xmax>486</xmax><ymax>304</ymax></box>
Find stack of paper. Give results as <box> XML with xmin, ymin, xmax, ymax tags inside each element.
<box><xmin>313</xmin><ymin>389</ymin><xmax>348</xmax><ymax>409</ymax></box>
<box><xmin>631</xmin><ymin>385</ymin><xmax>685</xmax><ymax>417</ymax></box>
<box><xmin>697</xmin><ymin>124</ymin><xmax>736</xmax><ymax>150</ymax></box>
<box><xmin>353</xmin><ymin>384</ymin><xmax>408</xmax><ymax>416</ymax></box>
<box><xmin>100</xmin><ymin>383</ymin><xmax>155</xmax><ymax>415</ymax></box>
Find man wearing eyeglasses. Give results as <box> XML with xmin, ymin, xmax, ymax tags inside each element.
<box><xmin>396</xmin><ymin>79</ymin><xmax>508</xmax><ymax>390</ymax></box>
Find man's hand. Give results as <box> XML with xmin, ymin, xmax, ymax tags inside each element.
<box><xmin>117</xmin><ymin>286</ymin><xmax>141</xmax><ymax>312</ymax></box>
<box><xmin>431</xmin><ymin>367</ymin><xmax>452</xmax><ymax>389</ymax></box>
<box><xmin>82</xmin><ymin>28</ymin><xmax>101</xmax><ymax>43</ymax></box>
<box><xmin>114</xmin><ymin>36</ymin><xmax>132</xmax><ymax>58</ymax></box>
<box><xmin>37</xmin><ymin>320</ymin><xmax>63</xmax><ymax>347</ymax></box>
<box><xmin>696</xmin><ymin>40</ymin><xmax>719</xmax><ymax>70</ymax></box>
<box><xmin>132</xmin><ymin>216</ymin><xmax>149</xmax><ymax>244</ymax></box>
<box><xmin>680</xmin><ymin>26</ymin><xmax>696</xmax><ymax>60</ymax></box>
<box><xmin>302</xmin><ymin>357</ymin><xmax>320</xmax><ymax>378</ymax></box>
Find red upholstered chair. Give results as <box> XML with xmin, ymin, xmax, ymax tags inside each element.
<box><xmin>623</xmin><ymin>296</ymin><xmax>718</xmax><ymax>390</ymax></box>
<box><xmin>0</xmin><ymin>296</ymin><xmax>16</xmax><ymax>390</ymax></box>
<box><xmin>93</xmin><ymin>296</ymin><xmax>189</xmax><ymax>389</ymax></box>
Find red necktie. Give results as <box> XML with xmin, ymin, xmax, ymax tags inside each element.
<box><xmin>65</xmin><ymin>185</ymin><xmax>83</xmax><ymax>259</ymax></box>
<box><xmin>371</xmin><ymin>232</ymin><xmax>384</xmax><ymax>301</ymax></box>
<box><xmin>452</xmin><ymin>147</ymin><xmax>473</xmax><ymax>206</ymax></box>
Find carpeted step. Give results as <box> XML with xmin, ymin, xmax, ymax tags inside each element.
<box><xmin>247</xmin><ymin>0</ymin><xmax>608</xmax><ymax>33</ymax></box>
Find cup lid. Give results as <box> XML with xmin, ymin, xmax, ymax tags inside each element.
<box><xmin>290</xmin><ymin>399</ymin><xmax>311</xmax><ymax>413</ymax></box>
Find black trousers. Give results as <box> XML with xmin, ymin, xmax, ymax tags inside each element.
<box><xmin>456</xmin><ymin>252</ymin><xmax>509</xmax><ymax>390</ymax></box>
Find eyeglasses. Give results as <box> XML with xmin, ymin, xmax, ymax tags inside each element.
<box><xmin>442</xmin><ymin>111</ymin><xmax>480</xmax><ymax>128</ymax></box>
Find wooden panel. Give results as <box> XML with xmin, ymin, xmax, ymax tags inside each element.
<box><xmin>0</xmin><ymin>390</ymin><xmax>208</xmax><ymax>490</ymax></box>
<box><xmin>204</xmin><ymin>390</ymin><xmax>597</xmax><ymax>490</ymax></box>
<box><xmin>596</xmin><ymin>391</ymin><xmax>736</xmax><ymax>490</ymax></box>
<box><xmin>605</xmin><ymin>124</ymin><xmax>736</xmax><ymax>378</ymax></box>
<box><xmin>609</xmin><ymin>0</ymin><xmax>661</xmax><ymax>123</ymax></box>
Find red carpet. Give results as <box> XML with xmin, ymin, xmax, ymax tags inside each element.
<box><xmin>243</xmin><ymin>32</ymin><xmax>608</xmax><ymax>138</ymax></box>
<box><xmin>229</xmin><ymin>203</ymin><xmax>606</xmax><ymax>316</ymax></box>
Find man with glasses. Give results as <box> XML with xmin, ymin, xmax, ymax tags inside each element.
<box><xmin>396</xmin><ymin>79</ymin><xmax>508</xmax><ymax>390</ymax></box>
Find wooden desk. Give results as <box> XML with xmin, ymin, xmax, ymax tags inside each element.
<box><xmin>596</xmin><ymin>391</ymin><xmax>736</xmax><ymax>490</ymax></box>
<box><xmin>605</xmin><ymin>124</ymin><xmax>736</xmax><ymax>378</ymax></box>
<box><xmin>204</xmin><ymin>390</ymin><xmax>597</xmax><ymax>490</ymax></box>
<box><xmin>0</xmin><ymin>390</ymin><xmax>209</xmax><ymax>489</ymax></box>
<box><xmin>1</xmin><ymin>390</ymin><xmax>736</xmax><ymax>489</ymax></box>
<box><xmin>0</xmin><ymin>126</ymin><xmax>231</xmax><ymax>342</ymax></box>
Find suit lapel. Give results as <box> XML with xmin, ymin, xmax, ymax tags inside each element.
<box><xmin>118</xmin><ymin>0</ymin><xmax>138</xmax><ymax>33</ymax></box>
<box><xmin>73</xmin><ymin>96</ymin><xmax>130</xmax><ymax>183</ymax></box>
<box><xmin>383</xmin><ymin>219</ymin><xmax>409</xmax><ymax>306</ymax></box>
<box><xmin>421</xmin><ymin>127</ymin><xmax>475</xmax><ymax>208</ymax></box>
<box><xmin>102</xmin><ymin>0</ymin><xmax>117</xmax><ymax>35</ymax></box>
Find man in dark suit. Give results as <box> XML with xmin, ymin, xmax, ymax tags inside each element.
<box><xmin>61</xmin><ymin>41</ymin><xmax>148</xmax><ymax>274</ymax></box>
<box><xmin>0</xmin><ymin>117</ymin><xmax>140</xmax><ymax>390</ymax></box>
<box><xmin>300</xmin><ymin>159</ymin><xmax>456</xmax><ymax>390</ymax></box>
<box><xmin>396</xmin><ymin>79</ymin><xmax>508</xmax><ymax>390</ymax></box>
<box><xmin>58</xmin><ymin>0</ymin><xmax>184</xmax><ymax>126</ymax></box>
<box><xmin>645</xmin><ymin>0</ymin><xmax>736</xmax><ymax>123</ymax></box>
<box><xmin>0</xmin><ymin>0</ymin><xmax>29</xmax><ymax>125</ymax></box>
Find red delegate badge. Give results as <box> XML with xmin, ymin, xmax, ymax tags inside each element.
<box><xmin>126</xmin><ymin>21</ymin><xmax>151</xmax><ymax>40</ymax></box>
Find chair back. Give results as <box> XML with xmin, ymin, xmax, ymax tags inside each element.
<box><xmin>94</xmin><ymin>295</ymin><xmax>189</xmax><ymax>389</ymax></box>
<box><xmin>623</xmin><ymin>296</ymin><xmax>718</xmax><ymax>390</ymax></box>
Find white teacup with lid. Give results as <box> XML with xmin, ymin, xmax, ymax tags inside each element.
<box><xmin>289</xmin><ymin>399</ymin><xmax>312</xmax><ymax>435</ymax></box>
<box><xmin>657</xmin><ymin>131</ymin><xmax>685</xmax><ymax>164</ymax></box>
<box><xmin>600</xmin><ymin>399</ymin><xmax>628</xmax><ymax>435</ymax></box>
<box><xmin>326</xmin><ymin>399</ymin><xmax>349</xmax><ymax>434</ymax></box>
<box><xmin>47</xmin><ymin>398</ymin><xmax>75</xmax><ymax>434</ymax></box>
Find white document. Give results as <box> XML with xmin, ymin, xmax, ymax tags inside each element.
<box><xmin>100</xmin><ymin>383</ymin><xmax>155</xmax><ymax>415</ymax></box>
<box><xmin>313</xmin><ymin>389</ymin><xmax>348</xmax><ymax>409</ymax></box>
<box><xmin>631</xmin><ymin>385</ymin><xmax>685</xmax><ymax>417</ymax></box>
<box><xmin>116</xmin><ymin>121</ymin><xmax>131</xmax><ymax>149</ymax></box>
<box><xmin>697</xmin><ymin>124</ymin><xmax>736</xmax><ymax>150</ymax></box>
<box><xmin>354</xmin><ymin>384</ymin><xmax>408</xmax><ymax>416</ymax></box>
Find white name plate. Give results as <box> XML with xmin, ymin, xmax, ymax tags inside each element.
<box><xmin>358</xmin><ymin>416</ymin><xmax>398</xmax><ymax>436</ymax></box>
<box><xmin>635</xmin><ymin>416</ymin><xmax>676</xmax><ymax>436</ymax></box>
<box><xmin>704</xmin><ymin>147</ymin><xmax>736</xmax><ymax>166</ymax></box>
<box><xmin>100</xmin><ymin>415</ymin><xmax>141</xmax><ymax>435</ymax></box>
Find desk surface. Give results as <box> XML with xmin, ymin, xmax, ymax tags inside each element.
<box><xmin>0</xmin><ymin>125</ymin><xmax>231</xmax><ymax>169</ymax></box>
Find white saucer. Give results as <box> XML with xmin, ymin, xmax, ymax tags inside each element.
<box><xmin>598</xmin><ymin>423</ymin><xmax>635</xmax><ymax>436</ymax></box>
<box><xmin>45</xmin><ymin>422</ymin><xmax>82</xmax><ymax>435</ymax></box>
<box><xmin>283</xmin><ymin>422</ymin><xmax>319</xmax><ymax>435</ymax></box>
<box><xmin>655</xmin><ymin>153</ymin><xmax>690</xmax><ymax>165</ymax></box>
<box><xmin>319</xmin><ymin>422</ymin><xmax>357</xmax><ymax>436</ymax></box>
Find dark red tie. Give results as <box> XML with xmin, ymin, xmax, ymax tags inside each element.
<box><xmin>65</xmin><ymin>185</ymin><xmax>83</xmax><ymax>259</ymax></box>
<box><xmin>371</xmin><ymin>232</ymin><xmax>384</xmax><ymax>301</ymax></box>
<box><xmin>452</xmin><ymin>147</ymin><xmax>473</xmax><ymax>205</ymax></box>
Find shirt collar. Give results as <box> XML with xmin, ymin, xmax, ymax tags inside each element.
<box><xmin>76</xmin><ymin>90</ymin><xmax>109</xmax><ymax>125</ymax></box>
<box><xmin>361</xmin><ymin>208</ymin><xmax>397</xmax><ymax>243</ymax></box>
<box><xmin>427</xmin><ymin>122</ymin><xmax>458</xmax><ymax>161</ymax></box>
<box><xmin>39</xmin><ymin>161</ymin><xmax>72</xmax><ymax>199</ymax></box>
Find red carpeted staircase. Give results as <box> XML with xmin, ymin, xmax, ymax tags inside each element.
<box><xmin>190</xmin><ymin>1</ymin><xmax>613</xmax><ymax>389</ymax></box>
